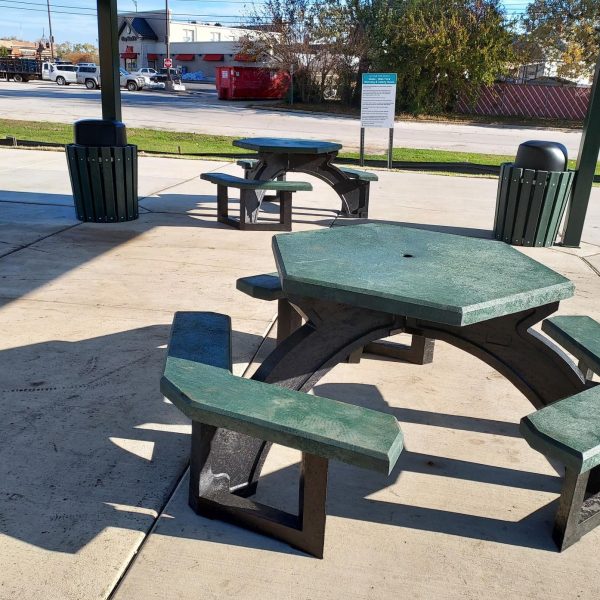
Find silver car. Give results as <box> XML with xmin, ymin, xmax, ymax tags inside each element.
<box><xmin>119</xmin><ymin>68</ymin><xmax>145</xmax><ymax>91</ymax></box>
<box><xmin>76</xmin><ymin>66</ymin><xmax>145</xmax><ymax>91</ymax></box>
<box><xmin>50</xmin><ymin>63</ymin><xmax>78</xmax><ymax>85</ymax></box>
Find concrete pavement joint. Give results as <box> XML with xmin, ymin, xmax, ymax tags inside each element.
<box><xmin>582</xmin><ymin>256</ymin><xmax>600</xmax><ymax>278</ymax></box>
<box><xmin>106</xmin><ymin>307</ymin><xmax>277</xmax><ymax>600</ymax></box>
<box><xmin>0</xmin><ymin>222</ymin><xmax>81</xmax><ymax>261</ymax></box>
<box><xmin>2</xmin><ymin>352</ymin><xmax>152</xmax><ymax>395</ymax></box>
<box><xmin>106</xmin><ymin>467</ymin><xmax>191</xmax><ymax>600</ymax></box>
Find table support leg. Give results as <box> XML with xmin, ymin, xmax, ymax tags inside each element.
<box><xmin>196</xmin><ymin>298</ymin><xmax>586</xmax><ymax>498</ymax></box>
<box><xmin>408</xmin><ymin>302</ymin><xmax>586</xmax><ymax>409</ymax></box>
<box><xmin>189</xmin><ymin>422</ymin><xmax>329</xmax><ymax>557</ymax></box>
<box><xmin>364</xmin><ymin>335</ymin><xmax>435</xmax><ymax>365</ymax></box>
<box><xmin>249</xmin><ymin>153</ymin><xmax>368</xmax><ymax>218</ymax></box>
<box><xmin>277</xmin><ymin>299</ymin><xmax>303</xmax><ymax>345</ymax></box>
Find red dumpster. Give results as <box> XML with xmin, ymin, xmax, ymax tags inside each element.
<box><xmin>215</xmin><ymin>66</ymin><xmax>290</xmax><ymax>100</ymax></box>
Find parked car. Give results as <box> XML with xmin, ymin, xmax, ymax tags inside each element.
<box><xmin>130</xmin><ymin>67</ymin><xmax>164</xmax><ymax>89</ymax></box>
<box><xmin>76</xmin><ymin>65</ymin><xmax>100</xmax><ymax>89</ymax></box>
<box><xmin>150</xmin><ymin>67</ymin><xmax>182</xmax><ymax>83</ymax></box>
<box><xmin>49</xmin><ymin>63</ymin><xmax>78</xmax><ymax>85</ymax></box>
<box><xmin>131</xmin><ymin>67</ymin><xmax>158</xmax><ymax>78</ymax></box>
<box><xmin>119</xmin><ymin>68</ymin><xmax>145</xmax><ymax>91</ymax></box>
<box><xmin>75</xmin><ymin>66</ymin><xmax>145</xmax><ymax>91</ymax></box>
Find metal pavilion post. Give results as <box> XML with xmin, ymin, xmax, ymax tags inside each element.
<box><xmin>66</xmin><ymin>0</ymin><xmax>137</xmax><ymax>224</ymax></box>
<box><xmin>561</xmin><ymin>54</ymin><xmax>600</xmax><ymax>247</ymax></box>
<box><xmin>96</xmin><ymin>0</ymin><xmax>122</xmax><ymax>122</ymax></box>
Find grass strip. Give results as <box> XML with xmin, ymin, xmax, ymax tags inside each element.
<box><xmin>1</xmin><ymin>118</ymin><xmax>597</xmax><ymax>176</ymax></box>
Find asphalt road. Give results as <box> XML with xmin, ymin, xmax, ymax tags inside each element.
<box><xmin>0</xmin><ymin>80</ymin><xmax>584</xmax><ymax>156</ymax></box>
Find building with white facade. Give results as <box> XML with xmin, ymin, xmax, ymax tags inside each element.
<box><xmin>514</xmin><ymin>61</ymin><xmax>593</xmax><ymax>87</ymax></box>
<box><xmin>117</xmin><ymin>10</ymin><xmax>263</xmax><ymax>77</ymax></box>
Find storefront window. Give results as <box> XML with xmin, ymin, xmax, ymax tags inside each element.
<box><xmin>125</xmin><ymin>58</ymin><xmax>137</xmax><ymax>71</ymax></box>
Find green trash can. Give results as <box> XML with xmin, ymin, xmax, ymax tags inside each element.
<box><xmin>65</xmin><ymin>119</ymin><xmax>139</xmax><ymax>223</ymax></box>
<box><xmin>493</xmin><ymin>163</ymin><xmax>574</xmax><ymax>247</ymax></box>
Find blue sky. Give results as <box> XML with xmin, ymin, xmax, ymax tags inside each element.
<box><xmin>0</xmin><ymin>1</ymin><xmax>532</xmax><ymax>46</ymax></box>
<box><xmin>0</xmin><ymin>1</ymin><xmax>263</xmax><ymax>45</ymax></box>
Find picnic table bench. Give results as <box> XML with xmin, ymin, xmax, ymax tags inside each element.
<box><xmin>161</xmin><ymin>311</ymin><xmax>403</xmax><ymax>557</ymax></box>
<box><xmin>161</xmin><ymin>226</ymin><xmax>600</xmax><ymax>555</ymax></box>
<box><xmin>521</xmin><ymin>315</ymin><xmax>600</xmax><ymax>550</ymax></box>
<box><xmin>200</xmin><ymin>172</ymin><xmax>312</xmax><ymax>231</ymax></box>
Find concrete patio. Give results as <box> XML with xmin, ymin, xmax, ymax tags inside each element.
<box><xmin>0</xmin><ymin>147</ymin><xmax>599</xmax><ymax>600</ymax></box>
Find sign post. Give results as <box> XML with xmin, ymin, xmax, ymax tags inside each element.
<box><xmin>360</xmin><ymin>73</ymin><xmax>397</xmax><ymax>169</ymax></box>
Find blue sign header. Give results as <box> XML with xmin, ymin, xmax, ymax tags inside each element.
<box><xmin>362</xmin><ymin>73</ymin><xmax>397</xmax><ymax>85</ymax></box>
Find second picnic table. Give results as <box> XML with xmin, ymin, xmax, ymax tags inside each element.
<box><xmin>233</xmin><ymin>137</ymin><xmax>374</xmax><ymax>218</ymax></box>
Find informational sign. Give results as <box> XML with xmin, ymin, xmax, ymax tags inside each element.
<box><xmin>163</xmin><ymin>58</ymin><xmax>173</xmax><ymax>68</ymax></box>
<box><xmin>360</xmin><ymin>73</ymin><xmax>397</xmax><ymax>128</ymax></box>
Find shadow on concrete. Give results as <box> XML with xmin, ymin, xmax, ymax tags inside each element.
<box><xmin>0</xmin><ymin>189</ymin><xmax>334</xmax><ymax>312</ymax></box>
<box><xmin>316</xmin><ymin>382</ymin><xmax>521</xmax><ymax>438</ymax></box>
<box><xmin>0</xmin><ymin>190</ymin><xmax>75</xmax><ymax>206</ymax></box>
<box><xmin>145</xmin><ymin>380</ymin><xmax>561</xmax><ymax>557</ymax></box>
<box><xmin>0</xmin><ymin>325</ymin><xmax>265</xmax><ymax>554</ymax></box>
<box><xmin>331</xmin><ymin>217</ymin><xmax>493</xmax><ymax>239</ymax></box>
<box><xmin>140</xmin><ymin>192</ymin><xmax>338</xmax><ymax>226</ymax></box>
<box><xmin>152</xmin><ymin>454</ymin><xmax>559</xmax><ymax>556</ymax></box>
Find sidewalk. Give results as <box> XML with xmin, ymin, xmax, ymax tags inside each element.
<box><xmin>0</xmin><ymin>148</ymin><xmax>599</xmax><ymax>600</ymax></box>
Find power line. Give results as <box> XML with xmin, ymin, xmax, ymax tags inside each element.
<box><xmin>0</xmin><ymin>3</ymin><xmax>270</xmax><ymax>22</ymax></box>
<box><xmin>0</xmin><ymin>0</ymin><xmax>272</xmax><ymax>21</ymax></box>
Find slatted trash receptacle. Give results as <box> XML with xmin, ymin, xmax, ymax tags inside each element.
<box><xmin>66</xmin><ymin>119</ymin><xmax>139</xmax><ymax>223</ymax></box>
<box><xmin>493</xmin><ymin>141</ymin><xmax>574</xmax><ymax>247</ymax></box>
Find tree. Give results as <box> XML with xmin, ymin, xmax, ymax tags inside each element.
<box><xmin>54</xmin><ymin>42</ymin><xmax>99</xmax><ymax>64</ymax></box>
<box><xmin>374</xmin><ymin>0</ymin><xmax>514</xmax><ymax>113</ymax></box>
<box><xmin>242</xmin><ymin>0</ymin><xmax>514</xmax><ymax>113</ymax></box>
<box><xmin>240</xmin><ymin>0</ymin><xmax>340</xmax><ymax>103</ymax></box>
<box><xmin>523</xmin><ymin>0</ymin><xmax>600</xmax><ymax>80</ymax></box>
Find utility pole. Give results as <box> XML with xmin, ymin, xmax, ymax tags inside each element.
<box><xmin>46</xmin><ymin>0</ymin><xmax>55</xmax><ymax>60</ymax></box>
<box><xmin>165</xmin><ymin>0</ymin><xmax>173</xmax><ymax>90</ymax></box>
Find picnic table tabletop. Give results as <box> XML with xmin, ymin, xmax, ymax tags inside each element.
<box><xmin>272</xmin><ymin>223</ymin><xmax>574</xmax><ymax>327</ymax></box>
<box><xmin>233</xmin><ymin>137</ymin><xmax>343</xmax><ymax>155</ymax></box>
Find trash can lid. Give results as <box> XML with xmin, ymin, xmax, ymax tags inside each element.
<box><xmin>74</xmin><ymin>120</ymin><xmax>127</xmax><ymax>147</ymax></box>
<box><xmin>514</xmin><ymin>140</ymin><xmax>568</xmax><ymax>172</ymax></box>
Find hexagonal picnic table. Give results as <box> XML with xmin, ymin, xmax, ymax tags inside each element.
<box><xmin>233</xmin><ymin>137</ymin><xmax>371</xmax><ymax>218</ymax></box>
<box><xmin>202</xmin><ymin>223</ymin><xmax>587</xmax><ymax>494</ymax></box>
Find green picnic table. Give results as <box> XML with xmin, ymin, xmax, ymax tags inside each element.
<box><xmin>200</xmin><ymin>223</ymin><xmax>587</xmax><ymax>495</ymax></box>
<box><xmin>233</xmin><ymin>137</ymin><xmax>372</xmax><ymax>218</ymax></box>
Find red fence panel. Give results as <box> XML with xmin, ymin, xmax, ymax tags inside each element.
<box><xmin>456</xmin><ymin>83</ymin><xmax>590</xmax><ymax>120</ymax></box>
